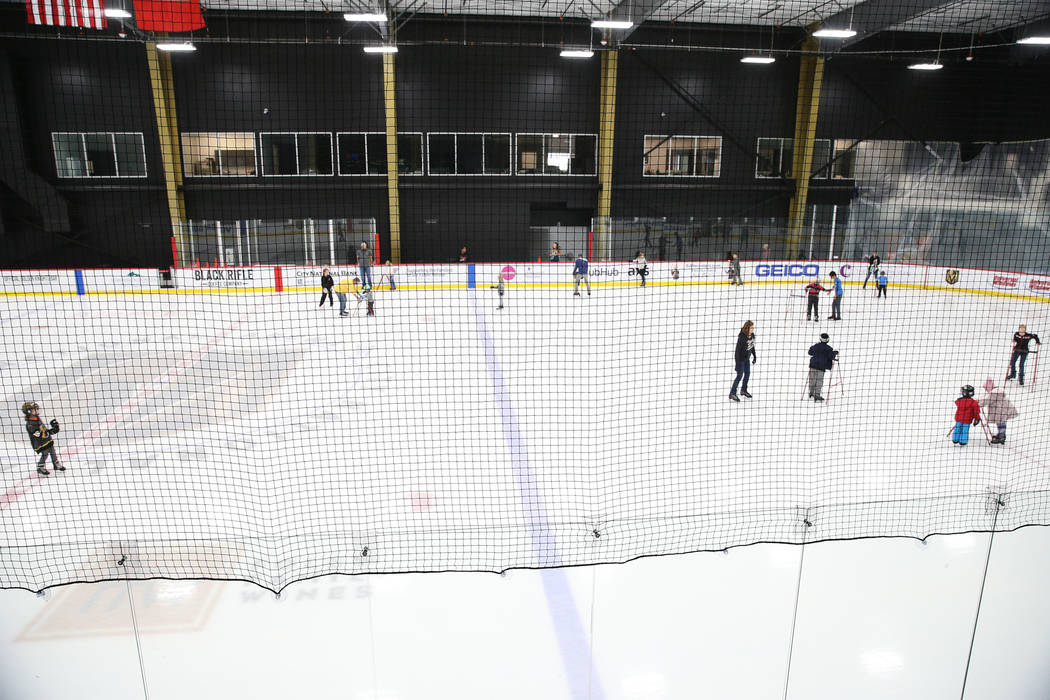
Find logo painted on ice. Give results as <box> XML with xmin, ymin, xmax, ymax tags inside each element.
<box><xmin>945</xmin><ymin>269</ymin><xmax>960</xmax><ymax>285</ymax></box>
<box><xmin>500</xmin><ymin>265</ymin><xmax>516</xmax><ymax>281</ymax></box>
<box><xmin>755</xmin><ymin>263</ymin><xmax>820</xmax><ymax>278</ymax></box>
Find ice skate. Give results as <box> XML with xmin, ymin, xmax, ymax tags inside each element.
<box><xmin>37</xmin><ymin>465</ymin><xmax>50</xmax><ymax>476</ymax></box>
<box><xmin>813</xmin><ymin>395</ymin><xmax>825</xmax><ymax>402</ymax></box>
<box><xmin>574</xmin><ymin>291</ymin><xmax>580</xmax><ymax>297</ymax></box>
<box><xmin>741</xmin><ymin>391</ymin><xmax>752</xmax><ymax>399</ymax></box>
<box><xmin>729</xmin><ymin>394</ymin><xmax>740</xmax><ymax>402</ymax></box>
<box><xmin>54</xmin><ymin>463</ymin><xmax>66</xmax><ymax>471</ymax></box>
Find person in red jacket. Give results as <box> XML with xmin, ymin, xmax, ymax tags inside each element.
<box><xmin>804</xmin><ymin>279</ymin><xmax>828</xmax><ymax>322</ymax></box>
<box><xmin>952</xmin><ymin>385</ymin><xmax>981</xmax><ymax>446</ymax></box>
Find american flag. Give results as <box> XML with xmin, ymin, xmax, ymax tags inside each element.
<box><xmin>25</xmin><ymin>0</ymin><xmax>108</xmax><ymax>29</ymax></box>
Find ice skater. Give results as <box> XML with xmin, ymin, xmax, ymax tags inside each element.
<box><xmin>979</xmin><ymin>378</ymin><xmax>1017</xmax><ymax>445</ymax></box>
<box><xmin>491</xmin><ymin>274</ymin><xmax>505</xmax><ymax>310</ymax></box>
<box><xmin>23</xmin><ymin>401</ymin><xmax>64</xmax><ymax>476</ymax></box>
<box><xmin>951</xmin><ymin>385</ymin><xmax>981</xmax><ymax>446</ymax></box>
<box><xmin>804</xmin><ymin>278</ymin><xmax>828</xmax><ymax>321</ymax></box>
<box><xmin>876</xmin><ymin>270</ymin><xmax>888</xmax><ymax>298</ymax></box>
<box><xmin>863</xmin><ymin>251</ymin><xmax>881</xmax><ymax>289</ymax></box>
<box><xmin>1007</xmin><ymin>324</ymin><xmax>1041</xmax><ymax>386</ymax></box>
<box><xmin>335</xmin><ymin>276</ymin><xmax>361</xmax><ymax>317</ymax></box>
<box><xmin>550</xmin><ymin>242</ymin><xmax>563</xmax><ymax>263</ymax></box>
<box><xmin>729</xmin><ymin>320</ymin><xmax>756</xmax><ymax>402</ymax></box>
<box><xmin>807</xmin><ymin>333</ymin><xmax>838</xmax><ymax>402</ymax></box>
<box><xmin>633</xmin><ymin>251</ymin><xmax>648</xmax><ymax>287</ymax></box>
<box><xmin>728</xmin><ymin>253</ymin><xmax>743</xmax><ymax>286</ymax></box>
<box><xmin>364</xmin><ymin>285</ymin><xmax>375</xmax><ymax>316</ymax></box>
<box><xmin>573</xmin><ymin>255</ymin><xmax>591</xmax><ymax>296</ymax></box>
<box><xmin>357</xmin><ymin>242</ymin><xmax>374</xmax><ymax>287</ymax></box>
<box><xmin>828</xmin><ymin>270</ymin><xmax>843</xmax><ymax>320</ymax></box>
<box><xmin>319</xmin><ymin>268</ymin><xmax>334</xmax><ymax>307</ymax></box>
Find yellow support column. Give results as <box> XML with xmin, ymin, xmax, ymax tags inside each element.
<box><xmin>382</xmin><ymin>52</ymin><xmax>401</xmax><ymax>264</ymax></box>
<box><xmin>786</xmin><ymin>32</ymin><xmax>825</xmax><ymax>259</ymax></box>
<box><xmin>596</xmin><ymin>49</ymin><xmax>618</xmax><ymax>260</ymax></box>
<box><xmin>145</xmin><ymin>42</ymin><xmax>188</xmax><ymax>265</ymax></box>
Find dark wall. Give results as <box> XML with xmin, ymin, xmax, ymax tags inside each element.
<box><xmin>1</xmin><ymin>7</ymin><xmax>1048</xmax><ymax>268</ymax></box>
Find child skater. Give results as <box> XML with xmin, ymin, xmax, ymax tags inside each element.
<box><xmin>804</xmin><ymin>278</ymin><xmax>828</xmax><ymax>322</ymax></box>
<box><xmin>363</xmin><ymin>284</ymin><xmax>375</xmax><ymax>316</ymax></box>
<box><xmin>876</xmin><ymin>270</ymin><xmax>888</xmax><ymax>298</ymax></box>
<box><xmin>633</xmin><ymin>251</ymin><xmax>648</xmax><ymax>287</ymax></box>
<box><xmin>319</xmin><ymin>268</ymin><xmax>334</xmax><ymax>307</ymax></box>
<box><xmin>979</xmin><ymin>378</ymin><xmax>1018</xmax><ymax>445</ymax></box>
<box><xmin>491</xmin><ymin>274</ymin><xmax>505</xmax><ymax>310</ymax></box>
<box><xmin>951</xmin><ymin>385</ymin><xmax>981</xmax><ymax>446</ymax></box>
<box><xmin>23</xmin><ymin>401</ymin><xmax>64</xmax><ymax>476</ymax></box>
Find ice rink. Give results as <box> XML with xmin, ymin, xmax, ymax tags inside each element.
<box><xmin>1</xmin><ymin>279</ymin><xmax>1048</xmax><ymax>592</ymax></box>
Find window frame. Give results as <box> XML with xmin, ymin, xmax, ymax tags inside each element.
<box><xmin>516</xmin><ymin>133</ymin><xmax>598</xmax><ymax>176</ymax></box>
<box><xmin>52</xmin><ymin>132</ymin><xmax>147</xmax><ymax>179</ymax></box>
<box><xmin>180</xmin><ymin>132</ymin><xmax>258</xmax><ymax>178</ymax></box>
<box><xmin>425</xmin><ymin>132</ymin><xmax>513</xmax><ymax>176</ymax></box>
<box><xmin>643</xmin><ymin>135</ymin><xmax>722</xmax><ymax>178</ymax></box>
<box><xmin>755</xmin><ymin>137</ymin><xmax>835</xmax><ymax>179</ymax></box>
<box><xmin>336</xmin><ymin>132</ymin><xmax>384</xmax><ymax>177</ymax></box>
<box><xmin>258</xmin><ymin>131</ymin><xmax>334</xmax><ymax>177</ymax></box>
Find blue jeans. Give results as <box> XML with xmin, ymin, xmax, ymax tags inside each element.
<box><xmin>336</xmin><ymin>291</ymin><xmax>347</xmax><ymax>314</ymax></box>
<box><xmin>1009</xmin><ymin>352</ymin><xmax>1028</xmax><ymax>382</ymax></box>
<box><xmin>952</xmin><ymin>421</ymin><xmax>971</xmax><ymax>445</ymax></box>
<box><xmin>730</xmin><ymin>359</ymin><xmax>750</xmax><ymax>395</ymax></box>
<box><xmin>359</xmin><ymin>265</ymin><xmax>373</xmax><ymax>287</ymax></box>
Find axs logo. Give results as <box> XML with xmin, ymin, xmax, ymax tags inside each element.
<box><xmin>755</xmin><ymin>263</ymin><xmax>821</xmax><ymax>278</ymax></box>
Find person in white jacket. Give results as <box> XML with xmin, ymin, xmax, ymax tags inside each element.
<box><xmin>633</xmin><ymin>251</ymin><xmax>648</xmax><ymax>287</ymax></box>
<box><xmin>979</xmin><ymin>377</ymin><xmax>1018</xmax><ymax>444</ymax></box>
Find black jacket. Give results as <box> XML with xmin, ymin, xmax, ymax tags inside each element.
<box><xmin>734</xmin><ymin>332</ymin><xmax>756</xmax><ymax>364</ymax></box>
<box><xmin>26</xmin><ymin>417</ymin><xmax>58</xmax><ymax>452</ymax></box>
<box><xmin>321</xmin><ymin>273</ymin><xmax>334</xmax><ymax>290</ymax></box>
<box><xmin>808</xmin><ymin>342</ymin><xmax>838</xmax><ymax>370</ymax></box>
<box><xmin>867</xmin><ymin>255</ymin><xmax>881</xmax><ymax>271</ymax></box>
<box><xmin>1013</xmin><ymin>332</ymin><xmax>1041</xmax><ymax>354</ymax></box>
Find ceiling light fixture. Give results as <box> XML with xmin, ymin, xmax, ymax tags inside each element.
<box><xmin>741</xmin><ymin>55</ymin><xmax>776</xmax><ymax>64</ymax></box>
<box><xmin>813</xmin><ymin>28</ymin><xmax>857</xmax><ymax>38</ymax></box>
<box><xmin>363</xmin><ymin>45</ymin><xmax>398</xmax><ymax>54</ymax></box>
<box><xmin>156</xmin><ymin>42</ymin><xmax>197</xmax><ymax>52</ymax></box>
<box><xmin>907</xmin><ymin>61</ymin><xmax>943</xmax><ymax>70</ymax></box>
<box><xmin>1016</xmin><ymin>35</ymin><xmax>1050</xmax><ymax>45</ymax></box>
<box><xmin>560</xmin><ymin>49</ymin><xmax>595</xmax><ymax>58</ymax></box>
<box><xmin>344</xmin><ymin>13</ymin><xmax>387</xmax><ymax>22</ymax></box>
<box><xmin>591</xmin><ymin>20</ymin><xmax>633</xmax><ymax>29</ymax></box>
<box><xmin>104</xmin><ymin>8</ymin><xmax>131</xmax><ymax>18</ymax></box>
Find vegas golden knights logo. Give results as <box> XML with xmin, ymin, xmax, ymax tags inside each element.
<box><xmin>945</xmin><ymin>269</ymin><xmax>960</xmax><ymax>285</ymax></box>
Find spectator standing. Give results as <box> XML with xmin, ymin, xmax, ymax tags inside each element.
<box><xmin>357</xmin><ymin>242</ymin><xmax>374</xmax><ymax>287</ymax></box>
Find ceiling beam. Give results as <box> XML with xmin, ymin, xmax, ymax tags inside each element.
<box><xmin>601</xmin><ymin>0</ymin><xmax>671</xmax><ymax>41</ymax></box>
<box><xmin>817</xmin><ymin>0</ymin><xmax>955</xmax><ymax>48</ymax></box>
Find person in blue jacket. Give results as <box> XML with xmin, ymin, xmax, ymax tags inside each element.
<box><xmin>828</xmin><ymin>270</ymin><xmax>844</xmax><ymax>320</ymax></box>
<box><xmin>807</xmin><ymin>333</ymin><xmax>838</xmax><ymax>402</ymax></box>
<box><xmin>573</xmin><ymin>255</ymin><xmax>591</xmax><ymax>296</ymax></box>
<box><xmin>876</xmin><ymin>270</ymin><xmax>888</xmax><ymax>298</ymax></box>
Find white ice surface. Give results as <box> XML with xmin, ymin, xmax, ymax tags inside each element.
<box><xmin>1</xmin><ymin>282</ymin><xmax>1049</xmax><ymax>591</ymax></box>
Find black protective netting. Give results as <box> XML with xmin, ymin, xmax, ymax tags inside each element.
<box><xmin>1</xmin><ymin>0</ymin><xmax>1049</xmax><ymax>592</ymax></box>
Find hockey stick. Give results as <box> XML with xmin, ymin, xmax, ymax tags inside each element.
<box><xmin>978</xmin><ymin>408</ymin><xmax>995</xmax><ymax>445</ymax></box>
<box><xmin>1030</xmin><ymin>349</ymin><xmax>1039</xmax><ymax>386</ymax></box>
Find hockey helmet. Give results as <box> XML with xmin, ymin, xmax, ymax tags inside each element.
<box><xmin>961</xmin><ymin>385</ymin><xmax>975</xmax><ymax>398</ymax></box>
<box><xmin>21</xmin><ymin>401</ymin><xmax>39</xmax><ymax>416</ymax></box>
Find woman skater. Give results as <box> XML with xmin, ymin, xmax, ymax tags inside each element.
<box><xmin>729</xmin><ymin>321</ymin><xmax>756</xmax><ymax>402</ymax></box>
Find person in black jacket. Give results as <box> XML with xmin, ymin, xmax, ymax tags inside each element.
<box><xmin>862</xmin><ymin>251</ymin><xmax>881</xmax><ymax>289</ymax></box>
<box><xmin>23</xmin><ymin>401</ymin><xmax>64</xmax><ymax>476</ymax></box>
<box><xmin>1007</xmin><ymin>324</ymin><xmax>1041</xmax><ymax>386</ymax></box>
<box><xmin>729</xmin><ymin>320</ymin><xmax>756</xmax><ymax>402</ymax></box>
<box><xmin>319</xmin><ymin>268</ymin><xmax>334</xmax><ymax>307</ymax></box>
<box><xmin>807</xmin><ymin>333</ymin><xmax>839</xmax><ymax>402</ymax></box>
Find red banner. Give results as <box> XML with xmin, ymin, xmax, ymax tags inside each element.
<box><xmin>25</xmin><ymin>0</ymin><xmax>107</xmax><ymax>29</ymax></box>
<box><xmin>134</xmin><ymin>0</ymin><xmax>204</xmax><ymax>31</ymax></box>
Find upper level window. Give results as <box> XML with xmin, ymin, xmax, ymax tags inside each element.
<box><xmin>644</xmin><ymin>136</ymin><xmax>721</xmax><ymax>177</ymax></box>
<box><xmin>53</xmin><ymin>132</ymin><xmax>146</xmax><ymax>178</ymax></box>
<box><xmin>181</xmin><ymin>132</ymin><xmax>256</xmax><ymax>176</ymax></box>
<box><xmin>831</xmin><ymin>139</ymin><xmax>857</xmax><ymax>178</ymax></box>
<box><xmin>260</xmin><ymin>133</ymin><xmax>333</xmax><ymax>176</ymax></box>
<box><xmin>517</xmin><ymin>134</ymin><xmax>596</xmax><ymax>175</ymax></box>
<box><xmin>339</xmin><ymin>133</ymin><xmax>425</xmax><ymax>175</ymax></box>
<box><xmin>427</xmin><ymin>133</ymin><xmax>511</xmax><ymax>175</ymax></box>
<box><xmin>757</xmin><ymin>137</ymin><xmax>839</xmax><ymax>178</ymax></box>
